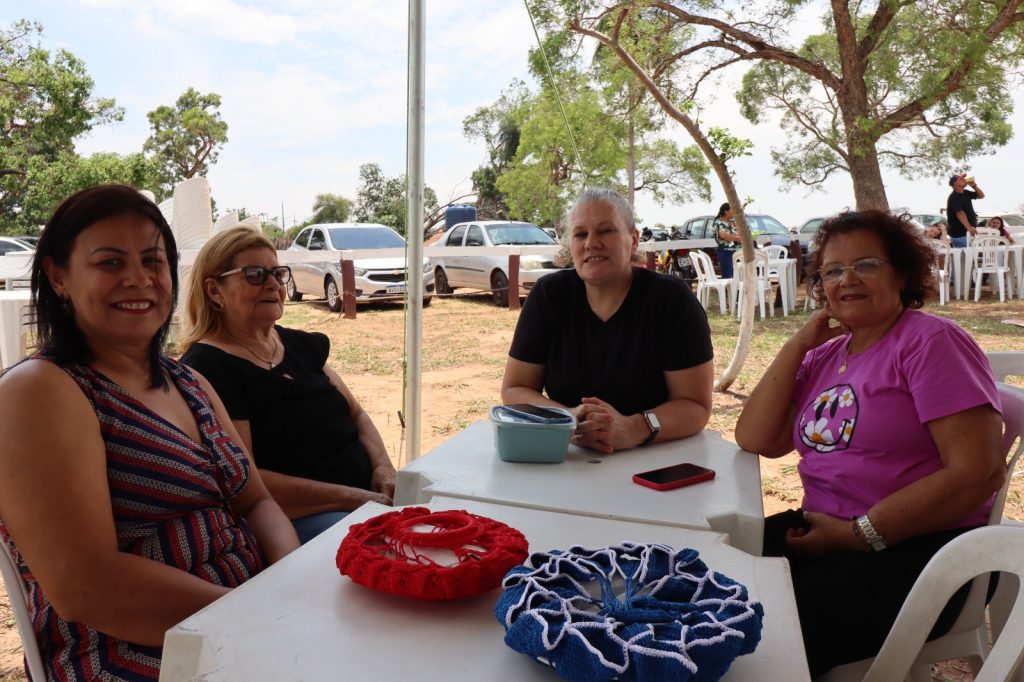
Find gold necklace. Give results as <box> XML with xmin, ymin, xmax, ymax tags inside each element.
<box><xmin>838</xmin><ymin>338</ymin><xmax>853</xmax><ymax>374</ymax></box>
<box><xmin>225</xmin><ymin>329</ymin><xmax>279</xmax><ymax>369</ymax></box>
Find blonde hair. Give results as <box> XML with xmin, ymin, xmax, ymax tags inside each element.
<box><xmin>180</xmin><ymin>226</ymin><xmax>276</xmax><ymax>351</ymax></box>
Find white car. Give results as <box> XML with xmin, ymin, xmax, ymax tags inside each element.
<box><xmin>977</xmin><ymin>213</ymin><xmax>1024</xmax><ymax>237</ymax></box>
<box><xmin>432</xmin><ymin>221</ymin><xmax>564</xmax><ymax>306</ymax></box>
<box><xmin>285</xmin><ymin>223</ymin><xmax>433</xmax><ymax>311</ymax></box>
<box><xmin>0</xmin><ymin>236</ymin><xmax>34</xmax><ymax>255</ymax></box>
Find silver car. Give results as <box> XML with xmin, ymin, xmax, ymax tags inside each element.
<box><xmin>432</xmin><ymin>221</ymin><xmax>563</xmax><ymax>306</ymax></box>
<box><xmin>285</xmin><ymin>223</ymin><xmax>433</xmax><ymax>311</ymax></box>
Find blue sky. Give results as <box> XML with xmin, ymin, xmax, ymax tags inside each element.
<box><xmin>5</xmin><ymin>1</ymin><xmax>1024</xmax><ymax>229</ymax></box>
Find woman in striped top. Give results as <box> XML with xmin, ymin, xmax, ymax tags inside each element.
<box><xmin>0</xmin><ymin>185</ymin><xmax>299</xmax><ymax>681</ymax></box>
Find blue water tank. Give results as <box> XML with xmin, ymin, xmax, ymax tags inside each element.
<box><xmin>445</xmin><ymin>204</ymin><xmax>477</xmax><ymax>230</ymax></box>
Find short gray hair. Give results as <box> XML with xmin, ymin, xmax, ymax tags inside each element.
<box><xmin>565</xmin><ymin>187</ymin><xmax>635</xmax><ymax>233</ymax></box>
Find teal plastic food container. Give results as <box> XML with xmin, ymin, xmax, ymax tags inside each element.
<box><xmin>490</xmin><ymin>405</ymin><xmax>576</xmax><ymax>463</ymax></box>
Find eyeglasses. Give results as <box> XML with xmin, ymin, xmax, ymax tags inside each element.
<box><xmin>217</xmin><ymin>265</ymin><xmax>292</xmax><ymax>286</ymax></box>
<box><xmin>819</xmin><ymin>258</ymin><xmax>889</xmax><ymax>283</ymax></box>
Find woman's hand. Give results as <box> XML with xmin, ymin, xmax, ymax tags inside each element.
<box><xmin>786</xmin><ymin>511</ymin><xmax>865</xmax><ymax>558</ymax></box>
<box><xmin>791</xmin><ymin>307</ymin><xmax>847</xmax><ymax>354</ymax></box>
<box><xmin>571</xmin><ymin>397</ymin><xmax>646</xmax><ymax>453</ymax></box>
<box><xmin>371</xmin><ymin>466</ymin><xmax>396</xmax><ymax>500</ymax></box>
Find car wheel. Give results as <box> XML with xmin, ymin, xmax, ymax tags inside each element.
<box><xmin>434</xmin><ymin>267</ymin><xmax>452</xmax><ymax>295</ymax></box>
<box><xmin>285</xmin><ymin>277</ymin><xmax>302</xmax><ymax>302</ymax></box>
<box><xmin>325</xmin><ymin>276</ymin><xmax>342</xmax><ymax>313</ymax></box>
<box><xmin>422</xmin><ymin>296</ymin><xmax>432</xmax><ymax>307</ymax></box>
<box><xmin>491</xmin><ymin>270</ymin><xmax>509</xmax><ymax>307</ymax></box>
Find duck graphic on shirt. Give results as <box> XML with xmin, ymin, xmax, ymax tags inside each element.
<box><xmin>798</xmin><ymin>384</ymin><xmax>859</xmax><ymax>453</ymax></box>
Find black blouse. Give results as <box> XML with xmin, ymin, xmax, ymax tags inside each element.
<box><xmin>180</xmin><ymin>327</ymin><xmax>373</xmax><ymax>490</ymax></box>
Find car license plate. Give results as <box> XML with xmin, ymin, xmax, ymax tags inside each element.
<box><xmin>385</xmin><ymin>285</ymin><xmax>405</xmax><ymax>294</ymax></box>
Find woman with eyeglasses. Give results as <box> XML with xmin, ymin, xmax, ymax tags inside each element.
<box><xmin>180</xmin><ymin>227</ymin><xmax>394</xmax><ymax>544</ymax></box>
<box><xmin>0</xmin><ymin>186</ymin><xmax>299</xmax><ymax>681</ymax></box>
<box><xmin>735</xmin><ymin>210</ymin><xmax>1004</xmax><ymax>677</ymax></box>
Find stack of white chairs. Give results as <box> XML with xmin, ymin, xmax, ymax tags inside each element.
<box><xmin>971</xmin><ymin>236</ymin><xmax>1010</xmax><ymax>302</ymax></box>
<box><xmin>172</xmin><ymin>177</ymin><xmax>214</xmax><ymax>251</ymax></box>
<box><xmin>761</xmin><ymin>244</ymin><xmax>791</xmax><ymax>316</ymax></box>
<box><xmin>732</xmin><ymin>250</ymin><xmax>773</xmax><ymax>320</ymax></box>
<box><xmin>688</xmin><ymin>250</ymin><xmax>732</xmax><ymax>314</ymax></box>
<box><xmin>213</xmin><ymin>211</ymin><xmax>240</xmax><ymax>234</ymax></box>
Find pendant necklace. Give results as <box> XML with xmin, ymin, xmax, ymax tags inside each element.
<box><xmin>226</xmin><ymin>330</ymin><xmax>279</xmax><ymax>369</ymax></box>
<box><xmin>838</xmin><ymin>338</ymin><xmax>852</xmax><ymax>374</ymax></box>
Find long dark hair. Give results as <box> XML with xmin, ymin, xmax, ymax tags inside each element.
<box><xmin>717</xmin><ymin>202</ymin><xmax>731</xmax><ymax>219</ymax></box>
<box><xmin>31</xmin><ymin>184</ymin><xmax>179</xmax><ymax>389</ymax></box>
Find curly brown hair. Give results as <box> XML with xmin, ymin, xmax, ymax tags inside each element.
<box><xmin>806</xmin><ymin>210</ymin><xmax>937</xmax><ymax>308</ymax></box>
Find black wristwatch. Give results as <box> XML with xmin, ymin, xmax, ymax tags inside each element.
<box><xmin>640</xmin><ymin>411</ymin><xmax>661</xmax><ymax>446</ymax></box>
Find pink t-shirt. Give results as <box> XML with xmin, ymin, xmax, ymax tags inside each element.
<box><xmin>792</xmin><ymin>308</ymin><xmax>1001</xmax><ymax>529</ymax></box>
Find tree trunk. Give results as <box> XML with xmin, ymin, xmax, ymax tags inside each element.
<box><xmin>847</xmin><ymin>130</ymin><xmax>889</xmax><ymax>211</ymax></box>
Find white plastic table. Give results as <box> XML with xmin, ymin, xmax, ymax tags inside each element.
<box><xmin>395</xmin><ymin>422</ymin><xmax>765</xmax><ymax>556</ymax></box>
<box><xmin>767</xmin><ymin>257</ymin><xmax>798</xmax><ymax>314</ymax></box>
<box><xmin>0</xmin><ymin>291</ymin><xmax>32</xmax><ymax>369</ymax></box>
<box><xmin>160</xmin><ymin>499</ymin><xmax>809</xmax><ymax>682</ymax></box>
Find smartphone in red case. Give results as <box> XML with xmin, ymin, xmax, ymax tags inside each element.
<box><xmin>632</xmin><ymin>462</ymin><xmax>716</xmax><ymax>491</ymax></box>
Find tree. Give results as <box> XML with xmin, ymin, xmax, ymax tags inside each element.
<box><xmin>540</xmin><ymin>0</ymin><xmax>1024</xmax><ymax>211</ymax></box>
<box><xmin>18</xmin><ymin>152</ymin><xmax>160</xmax><ymax>232</ymax></box>
<box><xmin>310</xmin><ymin>193</ymin><xmax>353</xmax><ymax>223</ymax></box>
<box><xmin>352</xmin><ymin>163</ymin><xmax>439</xmax><ymax>236</ymax></box>
<box><xmin>463</xmin><ymin>80</ymin><xmax>529</xmax><ymax>219</ymax></box>
<box><xmin>144</xmin><ymin>87</ymin><xmax>228</xmax><ymax>195</ymax></box>
<box><xmin>0</xmin><ymin>20</ymin><xmax>122</xmax><ymax>230</ymax></box>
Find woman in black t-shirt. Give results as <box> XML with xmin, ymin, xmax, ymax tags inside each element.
<box><xmin>180</xmin><ymin>227</ymin><xmax>395</xmax><ymax>543</ymax></box>
<box><xmin>502</xmin><ymin>188</ymin><xmax>714</xmax><ymax>454</ymax></box>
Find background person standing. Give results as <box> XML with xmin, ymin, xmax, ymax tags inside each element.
<box><xmin>946</xmin><ymin>174</ymin><xmax>985</xmax><ymax>248</ymax></box>
<box><xmin>713</xmin><ymin>202</ymin><xmax>741</xmax><ymax>278</ymax></box>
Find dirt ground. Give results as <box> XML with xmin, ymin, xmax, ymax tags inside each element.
<box><xmin>0</xmin><ymin>290</ymin><xmax>1021</xmax><ymax>680</ymax></box>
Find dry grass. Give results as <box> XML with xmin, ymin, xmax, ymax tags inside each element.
<box><xmin>0</xmin><ymin>290</ymin><xmax>1020</xmax><ymax>680</ymax></box>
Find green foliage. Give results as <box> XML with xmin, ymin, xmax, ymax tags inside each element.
<box><xmin>736</xmin><ymin>1</ymin><xmax>1020</xmax><ymax>187</ymax></box>
<box><xmin>352</xmin><ymin>163</ymin><xmax>438</xmax><ymax>237</ymax></box>
<box><xmin>463</xmin><ymin>80</ymin><xmax>530</xmax><ymax>218</ymax></box>
<box><xmin>310</xmin><ymin>193</ymin><xmax>353</xmax><ymax>223</ymax></box>
<box><xmin>16</xmin><ymin>152</ymin><xmax>161</xmax><ymax>233</ymax></box>
<box><xmin>0</xmin><ymin>20</ymin><xmax>123</xmax><ymax>230</ymax></box>
<box><xmin>144</xmin><ymin>87</ymin><xmax>228</xmax><ymax>195</ymax></box>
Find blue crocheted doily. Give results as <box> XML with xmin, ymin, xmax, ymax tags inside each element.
<box><xmin>495</xmin><ymin>542</ymin><xmax>764</xmax><ymax>682</ymax></box>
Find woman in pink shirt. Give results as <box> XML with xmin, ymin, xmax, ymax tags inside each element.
<box><xmin>736</xmin><ymin>210</ymin><xmax>1005</xmax><ymax>677</ymax></box>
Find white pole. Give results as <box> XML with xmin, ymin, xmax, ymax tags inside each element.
<box><xmin>404</xmin><ymin>0</ymin><xmax>425</xmax><ymax>463</ymax></box>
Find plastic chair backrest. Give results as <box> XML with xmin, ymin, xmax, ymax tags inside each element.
<box><xmin>973</xmin><ymin>236</ymin><xmax>1008</xmax><ymax>269</ymax></box>
<box><xmin>993</xmin><ymin>383</ymin><xmax>1024</xmax><ymax>523</ymax></box>
<box><xmin>988</xmin><ymin>352</ymin><xmax>1024</xmax><ymax>382</ymax></box>
<box><xmin>732</xmin><ymin>249</ymin><xmax>769</xmax><ymax>282</ymax></box>
<box><xmin>861</xmin><ymin>525</ymin><xmax>1024</xmax><ymax>682</ymax></box>
<box><xmin>0</xmin><ymin>538</ymin><xmax>46</xmax><ymax>680</ymax></box>
<box><xmin>761</xmin><ymin>244</ymin><xmax>788</xmax><ymax>260</ymax></box>
<box><xmin>690</xmin><ymin>250</ymin><xmax>717</xmax><ymax>282</ymax></box>
<box><xmin>975</xmin><ymin>227</ymin><xmax>1000</xmax><ymax>237</ymax></box>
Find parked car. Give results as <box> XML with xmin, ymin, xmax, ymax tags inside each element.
<box><xmin>912</xmin><ymin>213</ymin><xmax>946</xmax><ymax>228</ymax></box>
<box><xmin>679</xmin><ymin>213</ymin><xmax>793</xmax><ymax>273</ymax></box>
<box><xmin>432</xmin><ymin>220</ymin><xmax>564</xmax><ymax>306</ymax></box>
<box><xmin>978</xmin><ymin>212</ymin><xmax>1024</xmax><ymax>237</ymax></box>
<box><xmin>0</xmin><ymin>236</ymin><xmax>34</xmax><ymax>255</ymax></box>
<box><xmin>285</xmin><ymin>223</ymin><xmax>433</xmax><ymax>312</ymax></box>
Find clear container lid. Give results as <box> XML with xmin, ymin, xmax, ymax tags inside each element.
<box><xmin>490</xmin><ymin>405</ymin><xmax>576</xmax><ymax>430</ymax></box>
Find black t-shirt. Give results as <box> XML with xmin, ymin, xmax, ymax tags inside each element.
<box><xmin>946</xmin><ymin>189</ymin><xmax>978</xmax><ymax>238</ymax></box>
<box><xmin>508</xmin><ymin>268</ymin><xmax>714</xmax><ymax>416</ymax></box>
<box><xmin>180</xmin><ymin>326</ymin><xmax>373</xmax><ymax>489</ymax></box>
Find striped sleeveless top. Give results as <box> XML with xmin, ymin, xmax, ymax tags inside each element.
<box><xmin>0</xmin><ymin>356</ymin><xmax>266</xmax><ymax>681</ymax></box>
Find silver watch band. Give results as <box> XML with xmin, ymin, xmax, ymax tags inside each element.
<box><xmin>856</xmin><ymin>514</ymin><xmax>887</xmax><ymax>552</ymax></box>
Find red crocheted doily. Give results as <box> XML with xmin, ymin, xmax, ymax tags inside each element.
<box><xmin>336</xmin><ymin>507</ymin><xmax>529</xmax><ymax>601</ymax></box>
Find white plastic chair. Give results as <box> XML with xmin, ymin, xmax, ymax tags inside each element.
<box><xmin>820</xmin><ymin>525</ymin><xmax>1024</xmax><ymax>682</ymax></box>
<box><xmin>987</xmin><ymin>352</ymin><xmax>1024</xmax><ymax>382</ymax></box>
<box><xmin>971</xmin><ymin>237</ymin><xmax>1010</xmax><ymax>302</ymax></box>
<box><xmin>0</xmin><ymin>538</ymin><xmax>47</xmax><ymax>681</ymax></box>
<box><xmin>820</xmin><ymin>382</ymin><xmax>1024</xmax><ymax>681</ymax></box>
<box><xmin>933</xmin><ymin>240</ymin><xmax>952</xmax><ymax>305</ymax></box>
<box><xmin>973</xmin><ymin>227</ymin><xmax>1000</xmax><ymax>239</ymax></box>
<box><xmin>689</xmin><ymin>251</ymin><xmax>732</xmax><ymax>314</ymax></box>
<box><xmin>732</xmin><ymin>250</ymin><xmax>773</xmax><ymax>320</ymax></box>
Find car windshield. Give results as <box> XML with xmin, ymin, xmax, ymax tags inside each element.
<box><xmin>913</xmin><ymin>214</ymin><xmax>945</xmax><ymax>227</ymax></box>
<box><xmin>750</xmin><ymin>216</ymin><xmax>789</xmax><ymax>235</ymax></box>
<box><xmin>801</xmin><ymin>219</ymin><xmax>824</xmax><ymax>234</ymax></box>
<box><xmin>486</xmin><ymin>223</ymin><xmax>555</xmax><ymax>245</ymax></box>
<box><xmin>328</xmin><ymin>227</ymin><xmax>406</xmax><ymax>249</ymax></box>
